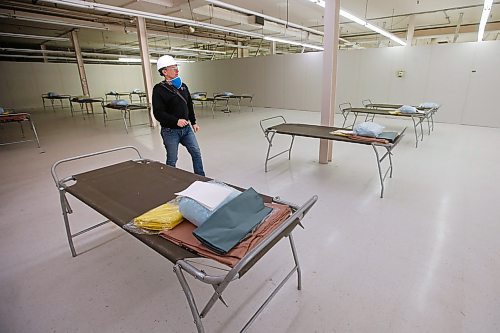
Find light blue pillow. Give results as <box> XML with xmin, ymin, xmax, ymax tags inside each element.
<box><xmin>0</xmin><ymin>107</ymin><xmax>4</xmax><ymax>114</ymax></box>
<box><xmin>132</xmin><ymin>88</ymin><xmax>142</xmax><ymax>93</ymax></box>
<box><xmin>353</xmin><ymin>122</ymin><xmax>385</xmax><ymax>137</ymax></box>
<box><xmin>110</xmin><ymin>99</ymin><xmax>129</xmax><ymax>106</ymax></box>
<box><xmin>47</xmin><ymin>92</ymin><xmax>58</xmax><ymax>97</ymax></box>
<box><xmin>179</xmin><ymin>186</ymin><xmax>241</xmax><ymax>227</ymax></box>
<box><xmin>398</xmin><ymin>105</ymin><xmax>417</xmax><ymax>113</ymax></box>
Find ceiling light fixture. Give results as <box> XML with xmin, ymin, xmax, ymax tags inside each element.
<box><xmin>0</xmin><ymin>32</ymin><xmax>69</xmax><ymax>41</ymax></box>
<box><xmin>6</xmin><ymin>14</ymin><xmax>109</xmax><ymax>30</ymax></box>
<box><xmin>264</xmin><ymin>36</ymin><xmax>324</xmax><ymax>51</ymax></box>
<box><xmin>307</xmin><ymin>0</ymin><xmax>407</xmax><ymax>46</ymax></box>
<box><xmin>477</xmin><ymin>0</ymin><xmax>493</xmax><ymax>42</ymax></box>
<box><xmin>118</xmin><ymin>57</ymin><xmax>157</xmax><ymax>63</ymax></box>
<box><xmin>171</xmin><ymin>46</ymin><xmax>226</xmax><ymax>55</ymax></box>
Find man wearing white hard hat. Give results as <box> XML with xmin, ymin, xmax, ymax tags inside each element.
<box><xmin>152</xmin><ymin>55</ymin><xmax>205</xmax><ymax>176</ymax></box>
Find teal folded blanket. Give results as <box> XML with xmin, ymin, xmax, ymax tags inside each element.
<box><xmin>193</xmin><ymin>187</ymin><xmax>272</xmax><ymax>254</ymax></box>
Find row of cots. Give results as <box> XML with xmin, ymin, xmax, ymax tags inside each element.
<box><xmin>42</xmin><ymin>91</ymin><xmax>254</xmax><ymax>116</ymax></box>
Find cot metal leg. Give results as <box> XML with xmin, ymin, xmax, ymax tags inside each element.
<box><xmin>60</xmin><ymin>190</ymin><xmax>77</xmax><ymax>257</ymax></box>
<box><xmin>264</xmin><ymin>132</ymin><xmax>295</xmax><ymax>172</ymax></box>
<box><xmin>237</xmin><ymin>98</ymin><xmax>241</xmax><ymax>112</ymax></box>
<box><xmin>240</xmin><ymin>250</ymin><xmax>301</xmax><ymax>332</ymax></box>
<box><xmin>28</xmin><ymin>117</ymin><xmax>41</xmax><ymax>148</ymax></box>
<box><xmin>419</xmin><ymin>118</ymin><xmax>424</xmax><ymax>141</ymax></box>
<box><xmin>51</xmin><ymin>99</ymin><xmax>56</xmax><ymax>112</ymax></box>
<box><xmin>122</xmin><ymin>110</ymin><xmax>129</xmax><ymax>133</ymax></box>
<box><xmin>411</xmin><ymin>117</ymin><xmax>419</xmax><ymax>148</ymax></box>
<box><xmin>250</xmin><ymin>98</ymin><xmax>254</xmax><ymax>112</ymax></box>
<box><xmin>173</xmin><ymin>264</ymin><xmax>205</xmax><ymax>333</ymax></box>
<box><xmin>288</xmin><ymin>233</ymin><xmax>302</xmax><ymax>290</ymax></box>
<box><xmin>60</xmin><ymin>99</ymin><xmax>64</xmax><ymax>109</ymax></box>
<box><xmin>371</xmin><ymin>144</ymin><xmax>394</xmax><ymax>198</ymax></box>
<box><xmin>19</xmin><ymin>121</ymin><xmax>25</xmax><ymax>138</ymax></box>
<box><xmin>211</xmin><ymin>101</ymin><xmax>216</xmax><ymax>119</ymax></box>
<box><xmin>42</xmin><ymin>97</ymin><xmax>46</xmax><ymax>110</ymax></box>
<box><xmin>102</xmin><ymin>105</ymin><xmax>107</xmax><ymax>127</ymax></box>
<box><xmin>341</xmin><ymin>112</ymin><xmax>348</xmax><ymax>128</ymax></box>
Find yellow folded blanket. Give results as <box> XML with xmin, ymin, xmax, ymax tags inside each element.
<box><xmin>134</xmin><ymin>203</ymin><xmax>183</xmax><ymax>231</ymax></box>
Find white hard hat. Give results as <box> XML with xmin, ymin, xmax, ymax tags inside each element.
<box><xmin>157</xmin><ymin>55</ymin><xmax>177</xmax><ymax>72</ymax></box>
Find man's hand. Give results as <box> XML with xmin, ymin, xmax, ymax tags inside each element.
<box><xmin>177</xmin><ymin>119</ymin><xmax>189</xmax><ymax>127</ymax></box>
<box><xmin>192</xmin><ymin>124</ymin><xmax>200</xmax><ymax>132</ymax></box>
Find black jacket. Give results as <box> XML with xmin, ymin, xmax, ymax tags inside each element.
<box><xmin>152</xmin><ymin>81</ymin><xmax>196</xmax><ymax>128</ymax></box>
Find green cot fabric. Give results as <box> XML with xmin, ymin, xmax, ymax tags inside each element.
<box><xmin>192</xmin><ymin>187</ymin><xmax>272</xmax><ymax>254</ymax></box>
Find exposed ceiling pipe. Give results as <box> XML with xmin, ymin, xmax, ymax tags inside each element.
<box><xmin>205</xmin><ymin>0</ymin><xmax>324</xmax><ymax>37</ymax></box>
<box><xmin>40</xmin><ymin>0</ymin><xmax>324</xmax><ymax>50</ymax></box>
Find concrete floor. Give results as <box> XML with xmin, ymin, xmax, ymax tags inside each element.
<box><xmin>1</xmin><ymin>105</ymin><xmax>499</xmax><ymax>333</ymax></box>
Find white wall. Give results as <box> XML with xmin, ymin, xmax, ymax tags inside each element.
<box><xmin>183</xmin><ymin>41</ymin><xmax>500</xmax><ymax>127</ymax></box>
<box><xmin>1</xmin><ymin>40</ymin><xmax>499</xmax><ymax>127</ymax></box>
<box><xmin>0</xmin><ymin>62</ymin><xmax>154</xmax><ymax>108</ymax></box>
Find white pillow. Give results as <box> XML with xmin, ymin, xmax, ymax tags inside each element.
<box><xmin>353</xmin><ymin>122</ymin><xmax>385</xmax><ymax>137</ymax></box>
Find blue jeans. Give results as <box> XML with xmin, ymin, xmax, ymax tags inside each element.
<box><xmin>161</xmin><ymin>126</ymin><xmax>205</xmax><ymax>176</ymax></box>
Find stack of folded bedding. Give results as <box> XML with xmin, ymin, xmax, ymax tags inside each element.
<box><xmin>331</xmin><ymin>122</ymin><xmax>398</xmax><ymax>144</ymax></box>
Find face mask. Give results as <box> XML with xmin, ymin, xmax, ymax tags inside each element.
<box><xmin>169</xmin><ymin>76</ymin><xmax>182</xmax><ymax>89</ymax></box>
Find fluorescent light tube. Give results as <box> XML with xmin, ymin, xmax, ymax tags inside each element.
<box><xmin>0</xmin><ymin>32</ymin><xmax>69</xmax><ymax>41</ymax></box>
<box><xmin>171</xmin><ymin>46</ymin><xmax>226</xmax><ymax>55</ymax></box>
<box><xmin>118</xmin><ymin>58</ymin><xmax>158</xmax><ymax>63</ymax></box>
<box><xmin>308</xmin><ymin>1</ymin><xmax>406</xmax><ymax>46</ymax></box>
<box><xmin>264</xmin><ymin>36</ymin><xmax>324</xmax><ymax>51</ymax></box>
<box><xmin>477</xmin><ymin>0</ymin><xmax>493</xmax><ymax>42</ymax></box>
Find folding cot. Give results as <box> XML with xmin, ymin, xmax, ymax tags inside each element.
<box><xmin>362</xmin><ymin>99</ymin><xmax>440</xmax><ymax>135</ymax></box>
<box><xmin>191</xmin><ymin>92</ymin><xmax>210</xmax><ymax>109</ymax></box>
<box><xmin>51</xmin><ymin>146</ymin><xmax>317</xmax><ymax>333</ymax></box>
<box><xmin>129</xmin><ymin>91</ymin><xmax>147</xmax><ymax>104</ymax></box>
<box><xmin>0</xmin><ymin>111</ymin><xmax>41</xmax><ymax>148</ymax></box>
<box><xmin>260</xmin><ymin>116</ymin><xmax>405</xmax><ymax>198</ymax></box>
<box><xmin>191</xmin><ymin>94</ymin><xmax>231</xmax><ymax>118</ymax></box>
<box><xmin>41</xmin><ymin>93</ymin><xmax>73</xmax><ymax>112</ymax></box>
<box><xmin>70</xmin><ymin>96</ymin><xmax>104</xmax><ymax>118</ymax></box>
<box><xmin>105</xmin><ymin>91</ymin><xmax>131</xmax><ymax>103</ymax></box>
<box><xmin>339</xmin><ymin>102</ymin><xmax>432</xmax><ymax>148</ymax></box>
<box><xmin>215</xmin><ymin>92</ymin><xmax>254</xmax><ymax>112</ymax></box>
<box><xmin>101</xmin><ymin>102</ymin><xmax>151</xmax><ymax>133</ymax></box>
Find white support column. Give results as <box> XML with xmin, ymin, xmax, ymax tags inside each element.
<box><xmin>237</xmin><ymin>41</ymin><xmax>243</xmax><ymax>58</ymax></box>
<box><xmin>136</xmin><ymin>16</ymin><xmax>156</xmax><ymax>127</ymax></box>
<box><xmin>406</xmin><ymin>15</ymin><xmax>415</xmax><ymax>46</ymax></box>
<box><xmin>70</xmin><ymin>30</ymin><xmax>90</xmax><ymax>97</ymax></box>
<box><xmin>319</xmin><ymin>0</ymin><xmax>340</xmax><ymax>164</ymax></box>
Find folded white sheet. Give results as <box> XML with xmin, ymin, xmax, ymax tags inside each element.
<box><xmin>175</xmin><ymin>181</ymin><xmax>235</xmax><ymax>210</ymax></box>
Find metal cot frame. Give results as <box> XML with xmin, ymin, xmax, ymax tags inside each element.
<box><xmin>260</xmin><ymin>116</ymin><xmax>405</xmax><ymax>198</ymax></box>
<box><xmin>41</xmin><ymin>94</ymin><xmax>73</xmax><ymax>112</ymax></box>
<box><xmin>105</xmin><ymin>92</ymin><xmax>131</xmax><ymax>103</ymax></box>
<box><xmin>339</xmin><ymin>102</ymin><xmax>433</xmax><ymax>148</ymax></box>
<box><xmin>129</xmin><ymin>91</ymin><xmax>148</xmax><ymax>104</ymax></box>
<box><xmin>101</xmin><ymin>102</ymin><xmax>151</xmax><ymax>133</ymax></box>
<box><xmin>192</xmin><ymin>95</ymin><xmax>231</xmax><ymax>118</ymax></box>
<box><xmin>70</xmin><ymin>96</ymin><xmax>104</xmax><ymax>118</ymax></box>
<box><xmin>51</xmin><ymin>146</ymin><xmax>317</xmax><ymax>333</ymax></box>
<box><xmin>0</xmin><ymin>112</ymin><xmax>41</xmax><ymax>148</ymax></box>
<box><xmin>362</xmin><ymin>99</ymin><xmax>440</xmax><ymax>136</ymax></box>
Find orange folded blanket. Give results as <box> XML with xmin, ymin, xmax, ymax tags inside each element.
<box><xmin>160</xmin><ymin>203</ymin><xmax>291</xmax><ymax>267</ymax></box>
